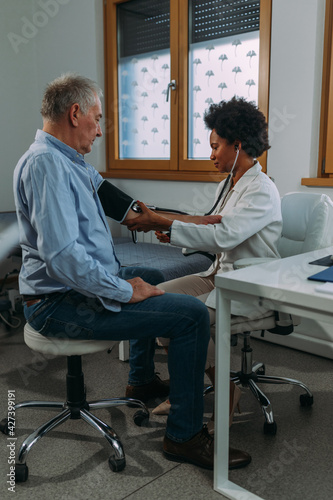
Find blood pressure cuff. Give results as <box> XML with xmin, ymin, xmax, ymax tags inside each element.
<box><xmin>97</xmin><ymin>180</ymin><xmax>135</xmax><ymax>223</ymax></box>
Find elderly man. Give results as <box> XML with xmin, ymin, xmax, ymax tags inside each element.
<box><xmin>13</xmin><ymin>73</ymin><xmax>251</xmax><ymax>471</ymax></box>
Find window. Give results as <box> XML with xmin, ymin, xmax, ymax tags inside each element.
<box><xmin>302</xmin><ymin>0</ymin><xmax>333</xmax><ymax>187</ymax></box>
<box><xmin>104</xmin><ymin>0</ymin><xmax>272</xmax><ymax>182</ymax></box>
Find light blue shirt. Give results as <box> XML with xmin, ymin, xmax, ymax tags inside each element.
<box><xmin>13</xmin><ymin>130</ymin><xmax>133</xmax><ymax>311</ymax></box>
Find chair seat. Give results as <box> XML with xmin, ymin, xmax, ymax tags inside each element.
<box><xmin>230</xmin><ymin>310</ymin><xmax>276</xmax><ymax>335</ymax></box>
<box><xmin>24</xmin><ymin>323</ymin><xmax>114</xmax><ymax>356</ymax></box>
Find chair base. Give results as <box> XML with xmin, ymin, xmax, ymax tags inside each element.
<box><xmin>231</xmin><ymin>333</ymin><xmax>314</xmax><ymax>434</ymax></box>
<box><xmin>0</xmin><ymin>355</ymin><xmax>149</xmax><ymax>481</ymax></box>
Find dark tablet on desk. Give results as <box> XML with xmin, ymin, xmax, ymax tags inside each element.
<box><xmin>309</xmin><ymin>255</ymin><xmax>333</xmax><ymax>267</ymax></box>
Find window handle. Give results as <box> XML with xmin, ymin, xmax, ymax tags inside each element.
<box><xmin>166</xmin><ymin>80</ymin><xmax>176</xmax><ymax>102</ymax></box>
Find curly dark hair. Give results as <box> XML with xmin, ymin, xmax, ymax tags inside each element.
<box><xmin>203</xmin><ymin>96</ymin><xmax>270</xmax><ymax>157</ymax></box>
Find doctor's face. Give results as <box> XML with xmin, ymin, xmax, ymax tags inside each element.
<box><xmin>209</xmin><ymin>129</ymin><xmax>237</xmax><ymax>174</ymax></box>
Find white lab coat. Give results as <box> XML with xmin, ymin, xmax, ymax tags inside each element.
<box><xmin>169</xmin><ymin>162</ymin><xmax>282</xmax><ymax>316</ymax></box>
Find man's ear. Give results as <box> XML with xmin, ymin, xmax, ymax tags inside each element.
<box><xmin>69</xmin><ymin>103</ymin><xmax>80</xmax><ymax>127</ymax></box>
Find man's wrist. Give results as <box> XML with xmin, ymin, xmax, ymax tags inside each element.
<box><xmin>159</xmin><ymin>216</ymin><xmax>173</xmax><ymax>232</ymax></box>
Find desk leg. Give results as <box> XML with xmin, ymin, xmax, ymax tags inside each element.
<box><xmin>214</xmin><ymin>288</ymin><xmax>231</xmax><ymax>493</ymax></box>
<box><xmin>119</xmin><ymin>340</ymin><xmax>130</xmax><ymax>362</ymax></box>
<box><xmin>214</xmin><ymin>288</ymin><xmax>264</xmax><ymax>500</ymax></box>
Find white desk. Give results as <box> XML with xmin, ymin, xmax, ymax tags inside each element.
<box><xmin>213</xmin><ymin>246</ymin><xmax>333</xmax><ymax>500</ymax></box>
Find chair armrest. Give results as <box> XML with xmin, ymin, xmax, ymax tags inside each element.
<box><xmin>233</xmin><ymin>257</ymin><xmax>278</xmax><ymax>270</ymax></box>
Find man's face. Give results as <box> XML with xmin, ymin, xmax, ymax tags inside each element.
<box><xmin>209</xmin><ymin>129</ymin><xmax>236</xmax><ymax>174</ymax></box>
<box><xmin>76</xmin><ymin>95</ymin><xmax>103</xmax><ymax>155</ymax></box>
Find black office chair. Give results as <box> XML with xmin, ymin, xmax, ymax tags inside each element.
<box><xmin>0</xmin><ymin>323</ymin><xmax>149</xmax><ymax>482</ymax></box>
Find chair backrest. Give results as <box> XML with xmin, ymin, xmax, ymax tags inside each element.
<box><xmin>278</xmin><ymin>192</ymin><xmax>333</xmax><ymax>258</ymax></box>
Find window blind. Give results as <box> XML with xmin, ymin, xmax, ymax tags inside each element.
<box><xmin>117</xmin><ymin>0</ymin><xmax>170</xmax><ymax>58</ymax></box>
<box><xmin>190</xmin><ymin>0</ymin><xmax>260</xmax><ymax>44</ymax></box>
<box><xmin>117</xmin><ymin>0</ymin><xmax>260</xmax><ymax>58</ymax></box>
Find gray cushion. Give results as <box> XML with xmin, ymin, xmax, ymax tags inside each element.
<box><xmin>114</xmin><ymin>237</ymin><xmax>212</xmax><ymax>281</ymax></box>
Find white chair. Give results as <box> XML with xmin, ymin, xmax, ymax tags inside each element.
<box><xmin>0</xmin><ymin>323</ymin><xmax>149</xmax><ymax>482</ymax></box>
<box><xmin>228</xmin><ymin>192</ymin><xmax>333</xmax><ymax>435</ymax></box>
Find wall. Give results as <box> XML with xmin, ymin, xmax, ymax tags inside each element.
<box><xmin>0</xmin><ymin>0</ymin><xmax>105</xmax><ymax>212</ymax></box>
<box><xmin>268</xmin><ymin>0</ymin><xmax>328</xmax><ymax>196</ymax></box>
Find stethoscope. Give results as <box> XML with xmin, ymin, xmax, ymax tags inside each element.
<box><xmin>205</xmin><ymin>147</ymin><xmax>239</xmax><ymax>215</ymax></box>
<box><xmin>131</xmin><ymin>148</ymin><xmax>240</xmax><ymax>243</ymax></box>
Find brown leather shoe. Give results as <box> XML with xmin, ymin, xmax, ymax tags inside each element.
<box><xmin>163</xmin><ymin>425</ymin><xmax>214</xmax><ymax>470</ymax></box>
<box><xmin>125</xmin><ymin>374</ymin><xmax>169</xmax><ymax>403</ymax></box>
<box><xmin>229</xmin><ymin>447</ymin><xmax>251</xmax><ymax>470</ymax></box>
<box><xmin>163</xmin><ymin>425</ymin><xmax>251</xmax><ymax>470</ymax></box>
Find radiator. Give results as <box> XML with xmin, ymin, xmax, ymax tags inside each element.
<box><xmin>120</xmin><ymin>226</ymin><xmax>159</xmax><ymax>244</ymax></box>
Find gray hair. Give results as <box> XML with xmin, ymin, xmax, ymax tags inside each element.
<box><xmin>40</xmin><ymin>73</ymin><xmax>103</xmax><ymax>122</ymax></box>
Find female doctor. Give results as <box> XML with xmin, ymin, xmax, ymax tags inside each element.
<box><xmin>124</xmin><ymin>96</ymin><xmax>282</xmax><ymax>426</ymax></box>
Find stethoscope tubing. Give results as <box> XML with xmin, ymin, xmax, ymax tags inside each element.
<box><xmin>131</xmin><ymin>149</ymin><xmax>239</xmax><ymax>243</ymax></box>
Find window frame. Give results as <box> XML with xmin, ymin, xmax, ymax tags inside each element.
<box><xmin>103</xmin><ymin>0</ymin><xmax>272</xmax><ymax>182</ymax></box>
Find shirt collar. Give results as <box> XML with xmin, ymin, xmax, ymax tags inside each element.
<box><xmin>231</xmin><ymin>162</ymin><xmax>262</xmax><ymax>192</ymax></box>
<box><xmin>35</xmin><ymin>129</ymin><xmax>85</xmax><ymax>164</ymax></box>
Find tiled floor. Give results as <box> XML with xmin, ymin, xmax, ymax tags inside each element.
<box><xmin>0</xmin><ymin>319</ymin><xmax>333</xmax><ymax>500</ymax></box>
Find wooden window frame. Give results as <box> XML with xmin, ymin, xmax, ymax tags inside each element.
<box><xmin>302</xmin><ymin>0</ymin><xmax>333</xmax><ymax>187</ymax></box>
<box><xmin>102</xmin><ymin>0</ymin><xmax>272</xmax><ymax>182</ymax></box>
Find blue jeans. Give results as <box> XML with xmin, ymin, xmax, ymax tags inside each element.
<box><xmin>23</xmin><ymin>267</ymin><xmax>210</xmax><ymax>442</ymax></box>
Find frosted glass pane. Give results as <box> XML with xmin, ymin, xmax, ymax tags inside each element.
<box><xmin>118</xmin><ymin>49</ymin><xmax>171</xmax><ymax>159</ymax></box>
<box><xmin>188</xmin><ymin>31</ymin><xmax>260</xmax><ymax>159</ymax></box>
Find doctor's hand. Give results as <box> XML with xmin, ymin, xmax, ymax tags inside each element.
<box><xmin>154</xmin><ymin>213</ymin><xmax>222</xmax><ymax>243</ymax></box>
<box><xmin>123</xmin><ymin>201</ymin><xmax>172</xmax><ymax>233</ymax></box>
<box><xmin>127</xmin><ymin>277</ymin><xmax>165</xmax><ymax>303</ymax></box>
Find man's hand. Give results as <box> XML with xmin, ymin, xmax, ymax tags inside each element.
<box><xmin>155</xmin><ymin>230</ymin><xmax>170</xmax><ymax>243</ymax></box>
<box><xmin>127</xmin><ymin>277</ymin><xmax>165</xmax><ymax>303</ymax></box>
<box><xmin>200</xmin><ymin>214</ymin><xmax>222</xmax><ymax>225</ymax></box>
<box><xmin>123</xmin><ymin>201</ymin><xmax>172</xmax><ymax>233</ymax></box>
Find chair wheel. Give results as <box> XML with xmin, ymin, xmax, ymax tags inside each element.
<box><xmin>300</xmin><ymin>394</ymin><xmax>313</xmax><ymax>407</ymax></box>
<box><xmin>109</xmin><ymin>456</ymin><xmax>126</xmax><ymax>472</ymax></box>
<box><xmin>257</xmin><ymin>365</ymin><xmax>265</xmax><ymax>375</ymax></box>
<box><xmin>264</xmin><ymin>421</ymin><xmax>277</xmax><ymax>435</ymax></box>
<box><xmin>15</xmin><ymin>463</ymin><xmax>29</xmax><ymax>482</ymax></box>
<box><xmin>0</xmin><ymin>418</ymin><xmax>9</xmax><ymax>435</ymax></box>
<box><xmin>133</xmin><ymin>409</ymin><xmax>149</xmax><ymax>426</ymax></box>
